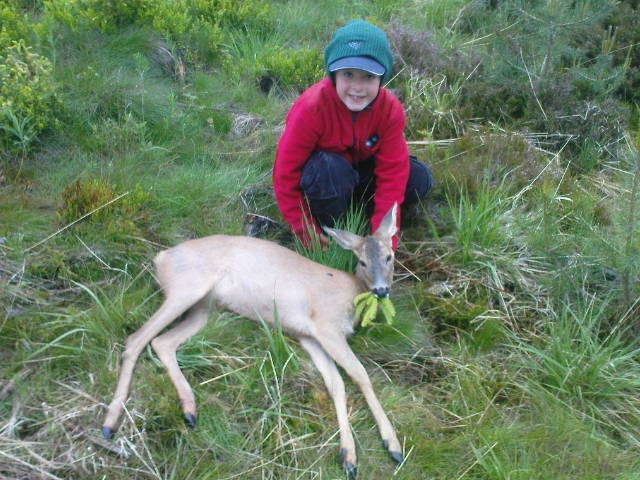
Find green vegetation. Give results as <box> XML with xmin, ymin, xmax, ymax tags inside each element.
<box><xmin>2</xmin><ymin>0</ymin><xmax>640</xmax><ymax>478</ymax></box>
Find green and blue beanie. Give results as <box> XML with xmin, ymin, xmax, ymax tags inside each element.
<box><xmin>324</xmin><ymin>19</ymin><xmax>394</xmax><ymax>82</ymax></box>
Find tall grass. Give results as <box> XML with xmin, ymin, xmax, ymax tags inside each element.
<box><xmin>446</xmin><ymin>178</ymin><xmax>510</xmax><ymax>265</ymax></box>
<box><xmin>2</xmin><ymin>0</ymin><xmax>640</xmax><ymax>479</ymax></box>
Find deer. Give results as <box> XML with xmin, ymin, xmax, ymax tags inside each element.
<box><xmin>101</xmin><ymin>204</ymin><xmax>403</xmax><ymax>478</ymax></box>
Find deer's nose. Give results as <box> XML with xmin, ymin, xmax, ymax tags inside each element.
<box><xmin>371</xmin><ymin>286</ymin><xmax>389</xmax><ymax>298</ymax></box>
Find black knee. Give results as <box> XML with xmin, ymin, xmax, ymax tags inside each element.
<box><xmin>300</xmin><ymin>151</ymin><xmax>359</xmax><ymax>227</ymax></box>
<box><xmin>405</xmin><ymin>156</ymin><xmax>434</xmax><ymax>205</ymax></box>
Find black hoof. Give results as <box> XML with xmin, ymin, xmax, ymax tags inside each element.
<box><xmin>344</xmin><ymin>461</ymin><xmax>357</xmax><ymax>479</ymax></box>
<box><xmin>389</xmin><ymin>450</ymin><xmax>404</xmax><ymax>464</ymax></box>
<box><xmin>339</xmin><ymin>448</ymin><xmax>357</xmax><ymax>479</ymax></box>
<box><xmin>184</xmin><ymin>413</ymin><xmax>197</xmax><ymax>429</ymax></box>
<box><xmin>383</xmin><ymin>440</ymin><xmax>404</xmax><ymax>464</ymax></box>
<box><xmin>102</xmin><ymin>426</ymin><xmax>115</xmax><ymax>440</ymax></box>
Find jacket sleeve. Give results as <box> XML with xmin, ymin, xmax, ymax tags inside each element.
<box><xmin>273</xmin><ymin>100</ymin><xmax>323</xmax><ymax>244</ymax></box>
<box><xmin>371</xmin><ymin>98</ymin><xmax>410</xmax><ymax>249</ymax></box>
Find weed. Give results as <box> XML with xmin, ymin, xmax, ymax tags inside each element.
<box><xmin>57</xmin><ymin>177</ymin><xmax>151</xmax><ymax>240</ymax></box>
<box><xmin>446</xmin><ymin>178</ymin><xmax>509</xmax><ymax>264</ymax></box>
<box><xmin>3</xmin><ymin>2</ymin><xmax>640</xmax><ymax>479</ymax></box>
<box><xmin>0</xmin><ymin>40</ymin><xmax>60</xmax><ymax>154</ymax></box>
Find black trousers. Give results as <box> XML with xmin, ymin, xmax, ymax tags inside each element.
<box><xmin>300</xmin><ymin>151</ymin><xmax>433</xmax><ymax>228</ymax></box>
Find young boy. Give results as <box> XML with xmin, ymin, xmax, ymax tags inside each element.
<box><xmin>273</xmin><ymin>19</ymin><xmax>433</xmax><ymax>249</ymax></box>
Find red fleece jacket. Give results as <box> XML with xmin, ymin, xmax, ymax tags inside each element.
<box><xmin>273</xmin><ymin>77</ymin><xmax>409</xmax><ymax>248</ymax></box>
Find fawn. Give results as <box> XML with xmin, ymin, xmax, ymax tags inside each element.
<box><xmin>102</xmin><ymin>204</ymin><xmax>402</xmax><ymax>478</ymax></box>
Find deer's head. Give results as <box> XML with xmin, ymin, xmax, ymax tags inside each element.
<box><xmin>323</xmin><ymin>204</ymin><xmax>397</xmax><ymax>298</ymax></box>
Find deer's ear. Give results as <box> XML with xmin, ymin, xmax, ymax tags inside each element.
<box><xmin>323</xmin><ymin>227</ymin><xmax>364</xmax><ymax>251</ymax></box>
<box><xmin>374</xmin><ymin>203</ymin><xmax>398</xmax><ymax>240</ymax></box>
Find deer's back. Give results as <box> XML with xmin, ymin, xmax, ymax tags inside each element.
<box><xmin>154</xmin><ymin>235</ymin><xmax>363</xmax><ymax>336</ymax></box>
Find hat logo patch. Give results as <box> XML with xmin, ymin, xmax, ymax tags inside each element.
<box><xmin>348</xmin><ymin>41</ymin><xmax>362</xmax><ymax>49</ymax></box>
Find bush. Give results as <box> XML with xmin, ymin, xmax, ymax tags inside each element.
<box><xmin>254</xmin><ymin>47</ymin><xmax>324</xmax><ymax>93</ymax></box>
<box><xmin>385</xmin><ymin>21</ymin><xmax>481</xmax><ymax>139</ymax></box>
<box><xmin>43</xmin><ymin>0</ymin><xmax>148</xmax><ymax>32</ymax></box>
<box><xmin>0</xmin><ymin>40</ymin><xmax>60</xmax><ymax>154</ymax></box>
<box><xmin>0</xmin><ymin>2</ymin><xmax>30</xmax><ymax>49</ymax></box>
<box><xmin>610</xmin><ymin>4</ymin><xmax>640</xmax><ymax>103</ymax></box>
<box><xmin>441</xmin><ymin>131</ymin><xmax>552</xmax><ymax>198</ymax></box>
<box><xmin>44</xmin><ymin>0</ymin><xmax>273</xmax><ymax>63</ymax></box>
<box><xmin>449</xmin><ymin>0</ymin><xmax>632</xmax><ymax>167</ymax></box>
<box><xmin>58</xmin><ymin>177</ymin><xmax>151</xmax><ymax>239</ymax></box>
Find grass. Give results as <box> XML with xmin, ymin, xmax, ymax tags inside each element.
<box><xmin>2</xmin><ymin>0</ymin><xmax>640</xmax><ymax>479</ymax></box>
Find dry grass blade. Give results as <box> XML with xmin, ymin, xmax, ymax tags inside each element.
<box><xmin>25</xmin><ymin>191</ymin><xmax>131</xmax><ymax>252</ymax></box>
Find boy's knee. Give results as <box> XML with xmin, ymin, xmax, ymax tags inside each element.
<box><xmin>405</xmin><ymin>156</ymin><xmax>434</xmax><ymax>204</ymax></box>
<box><xmin>300</xmin><ymin>151</ymin><xmax>359</xmax><ymax>227</ymax></box>
<box><xmin>300</xmin><ymin>151</ymin><xmax>358</xmax><ymax>200</ymax></box>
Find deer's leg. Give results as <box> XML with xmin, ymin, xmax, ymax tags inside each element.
<box><xmin>316</xmin><ymin>334</ymin><xmax>403</xmax><ymax>465</ymax></box>
<box><xmin>102</xmin><ymin>294</ymin><xmax>203</xmax><ymax>439</ymax></box>
<box><xmin>298</xmin><ymin>337</ymin><xmax>357</xmax><ymax>479</ymax></box>
<box><xmin>150</xmin><ymin>296</ymin><xmax>210</xmax><ymax>428</ymax></box>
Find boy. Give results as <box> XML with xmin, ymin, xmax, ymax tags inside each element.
<box><xmin>273</xmin><ymin>19</ymin><xmax>433</xmax><ymax>249</ymax></box>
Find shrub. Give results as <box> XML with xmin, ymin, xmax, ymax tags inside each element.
<box><xmin>385</xmin><ymin>21</ymin><xmax>481</xmax><ymax>139</ymax></box>
<box><xmin>451</xmin><ymin>0</ymin><xmax>630</xmax><ymax>167</ymax></box>
<box><xmin>254</xmin><ymin>47</ymin><xmax>324</xmax><ymax>93</ymax></box>
<box><xmin>58</xmin><ymin>177</ymin><xmax>151</xmax><ymax>239</ymax></box>
<box><xmin>44</xmin><ymin>0</ymin><xmax>273</xmax><ymax>63</ymax></box>
<box><xmin>140</xmin><ymin>2</ymin><xmax>223</xmax><ymax>63</ymax></box>
<box><xmin>441</xmin><ymin>131</ymin><xmax>552</xmax><ymax>198</ymax></box>
<box><xmin>43</xmin><ymin>0</ymin><xmax>148</xmax><ymax>32</ymax></box>
<box><xmin>386</xmin><ymin>21</ymin><xmax>444</xmax><ymax>75</ymax></box>
<box><xmin>579</xmin><ymin>2</ymin><xmax>640</xmax><ymax>104</ymax></box>
<box><xmin>0</xmin><ymin>2</ymin><xmax>30</xmax><ymax>50</ymax></box>
<box><xmin>0</xmin><ymin>40</ymin><xmax>60</xmax><ymax>154</ymax></box>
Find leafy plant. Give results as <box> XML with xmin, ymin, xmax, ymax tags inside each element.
<box><xmin>57</xmin><ymin>177</ymin><xmax>151</xmax><ymax>239</ymax></box>
<box><xmin>0</xmin><ymin>40</ymin><xmax>60</xmax><ymax>153</ymax></box>
<box><xmin>255</xmin><ymin>46</ymin><xmax>324</xmax><ymax>93</ymax></box>
<box><xmin>4</xmin><ymin>2</ymin><xmax>640</xmax><ymax>479</ymax></box>
<box><xmin>0</xmin><ymin>2</ymin><xmax>30</xmax><ymax>50</ymax></box>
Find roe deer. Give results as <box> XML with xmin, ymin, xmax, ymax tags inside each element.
<box><xmin>101</xmin><ymin>204</ymin><xmax>402</xmax><ymax>478</ymax></box>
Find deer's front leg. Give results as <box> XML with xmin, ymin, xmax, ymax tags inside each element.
<box><xmin>317</xmin><ymin>333</ymin><xmax>404</xmax><ymax>465</ymax></box>
<box><xmin>299</xmin><ymin>337</ymin><xmax>358</xmax><ymax>479</ymax></box>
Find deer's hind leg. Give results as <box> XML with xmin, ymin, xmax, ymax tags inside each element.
<box><xmin>150</xmin><ymin>295</ymin><xmax>211</xmax><ymax>428</ymax></box>
<box><xmin>102</xmin><ymin>292</ymin><xmax>205</xmax><ymax>438</ymax></box>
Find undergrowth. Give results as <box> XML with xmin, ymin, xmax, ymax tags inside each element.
<box><xmin>2</xmin><ymin>1</ymin><xmax>640</xmax><ymax>479</ymax></box>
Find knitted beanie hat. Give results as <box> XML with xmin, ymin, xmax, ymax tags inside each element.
<box><xmin>324</xmin><ymin>19</ymin><xmax>394</xmax><ymax>82</ymax></box>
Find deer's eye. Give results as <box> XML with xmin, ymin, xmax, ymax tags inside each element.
<box><xmin>359</xmin><ymin>260</ymin><xmax>367</xmax><ymax>268</ymax></box>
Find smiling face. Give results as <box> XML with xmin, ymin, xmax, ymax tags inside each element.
<box><xmin>334</xmin><ymin>69</ymin><xmax>382</xmax><ymax>112</ymax></box>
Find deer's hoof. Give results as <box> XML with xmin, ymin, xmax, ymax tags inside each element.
<box><xmin>383</xmin><ymin>440</ymin><xmax>403</xmax><ymax>464</ymax></box>
<box><xmin>344</xmin><ymin>461</ymin><xmax>357</xmax><ymax>479</ymax></box>
<box><xmin>339</xmin><ymin>448</ymin><xmax>357</xmax><ymax>479</ymax></box>
<box><xmin>389</xmin><ymin>450</ymin><xmax>403</xmax><ymax>464</ymax></box>
<box><xmin>102</xmin><ymin>426</ymin><xmax>115</xmax><ymax>440</ymax></box>
<box><xmin>184</xmin><ymin>413</ymin><xmax>197</xmax><ymax>429</ymax></box>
